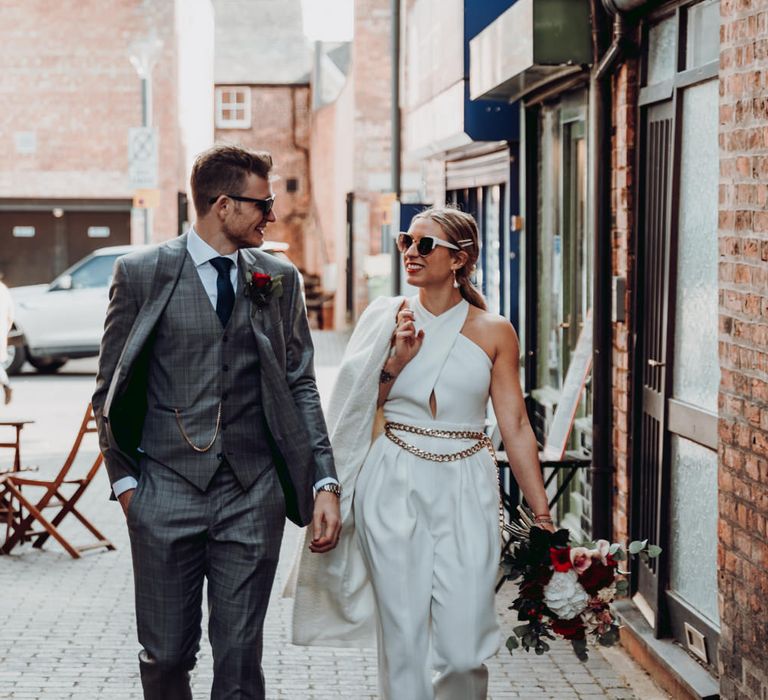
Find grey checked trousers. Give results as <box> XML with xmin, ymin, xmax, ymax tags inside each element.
<box><xmin>127</xmin><ymin>458</ymin><xmax>286</xmax><ymax>700</ymax></box>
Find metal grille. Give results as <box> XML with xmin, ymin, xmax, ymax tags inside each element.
<box><xmin>643</xmin><ymin>117</ymin><xmax>672</xmax><ymax>392</ymax></box>
<box><xmin>635</xmin><ymin>108</ymin><xmax>673</xmax><ymax>610</ymax></box>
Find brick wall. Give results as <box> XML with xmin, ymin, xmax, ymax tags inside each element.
<box><xmin>352</xmin><ymin>0</ymin><xmax>393</xmax><ymax>319</ymax></box>
<box><xmin>611</xmin><ymin>58</ymin><xmax>639</xmax><ymax>547</ymax></box>
<box><xmin>216</xmin><ymin>85</ymin><xmax>312</xmax><ymax>271</ymax></box>
<box><xmin>352</xmin><ymin>0</ymin><xmax>393</xmax><ymax>194</ymax></box>
<box><xmin>0</xmin><ymin>0</ymin><xmax>191</xmax><ymax>240</ymax></box>
<box><xmin>718</xmin><ymin>2</ymin><xmax>768</xmax><ymax>699</ymax></box>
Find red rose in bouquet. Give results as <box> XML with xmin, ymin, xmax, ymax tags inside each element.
<box><xmin>577</xmin><ymin>557</ymin><xmax>617</xmax><ymax>596</ymax></box>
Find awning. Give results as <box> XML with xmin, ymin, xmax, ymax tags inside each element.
<box><xmin>469</xmin><ymin>0</ymin><xmax>592</xmax><ymax>103</ymax></box>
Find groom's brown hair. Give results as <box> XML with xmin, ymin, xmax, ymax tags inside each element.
<box><xmin>190</xmin><ymin>145</ymin><xmax>273</xmax><ymax>216</ymax></box>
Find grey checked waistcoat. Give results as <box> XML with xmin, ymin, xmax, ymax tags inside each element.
<box><xmin>139</xmin><ymin>254</ymin><xmax>274</xmax><ymax>491</ymax></box>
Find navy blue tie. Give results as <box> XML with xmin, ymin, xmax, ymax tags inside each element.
<box><xmin>209</xmin><ymin>257</ymin><xmax>235</xmax><ymax>327</ymax></box>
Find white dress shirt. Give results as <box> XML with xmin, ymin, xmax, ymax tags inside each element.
<box><xmin>112</xmin><ymin>228</ymin><xmax>337</xmax><ymax>497</ymax></box>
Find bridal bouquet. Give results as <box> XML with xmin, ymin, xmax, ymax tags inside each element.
<box><xmin>502</xmin><ymin>507</ymin><xmax>661</xmax><ymax>661</ymax></box>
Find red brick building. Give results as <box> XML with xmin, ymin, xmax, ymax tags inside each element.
<box><xmin>717</xmin><ymin>1</ymin><xmax>768</xmax><ymax>697</ymax></box>
<box><xmin>0</xmin><ymin>0</ymin><xmax>214</xmax><ymax>286</ymax></box>
<box><xmin>212</xmin><ymin>0</ymin><xmax>315</xmax><ymax>273</ymax></box>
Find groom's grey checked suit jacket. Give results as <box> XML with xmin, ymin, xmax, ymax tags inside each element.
<box><xmin>92</xmin><ymin>232</ymin><xmax>336</xmax><ymax>527</ymax></box>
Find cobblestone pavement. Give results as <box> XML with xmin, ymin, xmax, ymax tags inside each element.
<box><xmin>0</xmin><ymin>333</ymin><xmax>668</xmax><ymax>699</ymax></box>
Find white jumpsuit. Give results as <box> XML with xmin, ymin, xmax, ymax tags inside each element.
<box><xmin>354</xmin><ymin>297</ymin><xmax>500</xmax><ymax>700</ymax></box>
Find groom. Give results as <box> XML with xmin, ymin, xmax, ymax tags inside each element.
<box><xmin>93</xmin><ymin>145</ymin><xmax>341</xmax><ymax>699</ymax></box>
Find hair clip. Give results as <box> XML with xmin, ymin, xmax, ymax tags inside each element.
<box><xmin>457</xmin><ymin>239</ymin><xmax>474</xmax><ymax>248</ymax></box>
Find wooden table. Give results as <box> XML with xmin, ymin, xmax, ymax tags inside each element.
<box><xmin>0</xmin><ymin>420</ymin><xmax>34</xmax><ymax>473</ymax></box>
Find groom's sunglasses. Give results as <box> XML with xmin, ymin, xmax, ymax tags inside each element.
<box><xmin>397</xmin><ymin>232</ymin><xmax>474</xmax><ymax>257</ymax></box>
<box><xmin>209</xmin><ymin>193</ymin><xmax>276</xmax><ymax>216</ymax></box>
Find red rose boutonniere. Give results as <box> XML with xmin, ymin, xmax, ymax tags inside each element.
<box><xmin>244</xmin><ymin>270</ymin><xmax>283</xmax><ymax>309</ymax></box>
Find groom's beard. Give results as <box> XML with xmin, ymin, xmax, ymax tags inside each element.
<box><xmin>222</xmin><ymin>218</ymin><xmax>266</xmax><ymax>250</ymax></box>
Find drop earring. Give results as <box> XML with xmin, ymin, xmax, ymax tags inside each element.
<box><xmin>452</xmin><ymin>269</ymin><xmax>460</xmax><ymax>288</ymax></box>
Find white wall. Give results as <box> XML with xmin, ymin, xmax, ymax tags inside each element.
<box><xmin>176</xmin><ymin>0</ymin><xmax>215</xmax><ymax>226</ymax></box>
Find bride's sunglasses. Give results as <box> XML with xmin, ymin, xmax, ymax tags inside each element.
<box><xmin>396</xmin><ymin>232</ymin><xmax>473</xmax><ymax>257</ymax></box>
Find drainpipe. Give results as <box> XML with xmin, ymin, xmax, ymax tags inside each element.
<box><xmin>391</xmin><ymin>0</ymin><xmax>402</xmax><ymax>293</ymax></box>
<box><xmin>589</xmin><ymin>5</ymin><xmax>636</xmax><ymax>541</ymax></box>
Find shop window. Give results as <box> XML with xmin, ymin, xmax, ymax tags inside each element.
<box><xmin>685</xmin><ymin>0</ymin><xmax>719</xmax><ymax>69</ymax></box>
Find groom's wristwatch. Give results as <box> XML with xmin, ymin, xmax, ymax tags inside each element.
<box><xmin>316</xmin><ymin>483</ymin><xmax>342</xmax><ymax>498</ymax></box>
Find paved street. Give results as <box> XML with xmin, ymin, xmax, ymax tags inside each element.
<box><xmin>0</xmin><ymin>333</ymin><xmax>667</xmax><ymax>700</ymax></box>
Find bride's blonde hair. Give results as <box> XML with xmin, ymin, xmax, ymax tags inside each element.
<box><xmin>411</xmin><ymin>206</ymin><xmax>487</xmax><ymax>311</ymax></box>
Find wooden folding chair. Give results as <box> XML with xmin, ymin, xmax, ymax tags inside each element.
<box><xmin>0</xmin><ymin>403</ymin><xmax>115</xmax><ymax>558</ymax></box>
<box><xmin>0</xmin><ymin>419</ymin><xmax>36</xmax><ymax>549</ymax></box>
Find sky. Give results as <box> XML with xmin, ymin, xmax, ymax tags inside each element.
<box><xmin>301</xmin><ymin>0</ymin><xmax>354</xmax><ymax>41</ymax></box>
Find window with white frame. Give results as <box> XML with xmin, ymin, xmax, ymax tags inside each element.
<box><xmin>215</xmin><ymin>87</ymin><xmax>251</xmax><ymax>128</ymax></box>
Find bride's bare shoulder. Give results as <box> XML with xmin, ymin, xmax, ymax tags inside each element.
<box><xmin>467</xmin><ymin>306</ymin><xmax>517</xmax><ymax>336</ymax></box>
<box><xmin>463</xmin><ymin>306</ymin><xmax>519</xmax><ymax>358</ymax></box>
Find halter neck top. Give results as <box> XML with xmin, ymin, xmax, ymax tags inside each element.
<box><xmin>383</xmin><ymin>297</ymin><xmax>492</xmax><ymax>430</ymax></box>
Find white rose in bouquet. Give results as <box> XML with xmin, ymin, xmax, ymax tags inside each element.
<box><xmin>543</xmin><ymin>570</ymin><xmax>589</xmax><ymax>620</ymax></box>
<box><xmin>596</xmin><ymin>583</ymin><xmax>617</xmax><ymax>604</ymax></box>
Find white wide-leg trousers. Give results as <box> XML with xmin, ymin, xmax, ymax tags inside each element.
<box><xmin>354</xmin><ymin>434</ymin><xmax>500</xmax><ymax>700</ymax></box>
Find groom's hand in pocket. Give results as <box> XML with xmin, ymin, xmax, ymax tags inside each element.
<box><xmin>309</xmin><ymin>492</ymin><xmax>341</xmax><ymax>553</ymax></box>
<box><xmin>117</xmin><ymin>489</ymin><xmax>135</xmax><ymax>517</ymax></box>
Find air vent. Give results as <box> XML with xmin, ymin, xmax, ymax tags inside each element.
<box><xmin>684</xmin><ymin>622</ymin><xmax>708</xmax><ymax>663</ymax></box>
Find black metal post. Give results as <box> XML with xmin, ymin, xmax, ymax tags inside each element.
<box><xmin>589</xmin><ymin>8</ymin><xmax>630</xmax><ymax>541</ymax></box>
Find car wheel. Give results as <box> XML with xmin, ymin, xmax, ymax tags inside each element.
<box><xmin>27</xmin><ymin>355</ymin><xmax>67</xmax><ymax>374</ymax></box>
<box><xmin>3</xmin><ymin>344</ymin><xmax>26</xmax><ymax>375</ymax></box>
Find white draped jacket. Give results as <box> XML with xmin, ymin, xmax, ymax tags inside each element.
<box><xmin>286</xmin><ymin>295</ymin><xmax>404</xmax><ymax>647</ymax></box>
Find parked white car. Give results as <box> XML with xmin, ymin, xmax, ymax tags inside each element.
<box><xmin>3</xmin><ymin>240</ymin><xmax>295</xmax><ymax>375</ymax></box>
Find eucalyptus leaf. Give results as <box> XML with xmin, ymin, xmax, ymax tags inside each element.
<box><xmin>647</xmin><ymin>544</ymin><xmax>662</xmax><ymax>558</ymax></box>
<box><xmin>535</xmin><ymin>645</ymin><xmax>545</xmax><ymax>655</ymax></box>
<box><xmin>613</xmin><ymin>548</ymin><xmax>627</xmax><ymax>561</ymax></box>
<box><xmin>506</xmin><ymin>636</ymin><xmax>519</xmax><ymax>653</ymax></box>
<box><xmin>628</xmin><ymin>540</ymin><xmax>645</xmax><ymax>555</ymax></box>
<box><xmin>609</xmin><ymin>543</ymin><xmax>622</xmax><ymax>555</ymax></box>
<box><xmin>514</xmin><ymin>624</ymin><xmax>531</xmax><ymax>637</ymax></box>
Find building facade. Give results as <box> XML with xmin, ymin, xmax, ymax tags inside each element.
<box><xmin>212</xmin><ymin>0</ymin><xmax>316</xmax><ymax>274</ymax></box>
<box><xmin>402</xmin><ymin>0</ymin><xmax>520</xmax><ymax>324</ymax></box>
<box><xmin>308</xmin><ymin>0</ymin><xmax>409</xmax><ymax>328</ymax></box>
<box><xmin>717</xmin><ymin>0</ymin><xmax>768</xmax><ymax>697</ymax></box>
<box><xmin>437</xmin><ymin>0</ymin><xmax>767</xmax><ymax>697</ymax></box>
<box><xmin>0</xmin><ymin>0</ymin><xmax>214</xmax><ymax>286</ymax></box>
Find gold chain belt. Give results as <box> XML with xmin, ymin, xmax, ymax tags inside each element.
<box><xmin>383</xmin><ymin>421</ymin><xmax>505</xmax><ymax>534</ymax></box>
<box><xmin>384</xmin><ymin>422</ymin><xmax>496</xmax><ymax>462</ymax></box>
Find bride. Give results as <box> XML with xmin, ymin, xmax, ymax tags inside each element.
<box><xmin>290</xmin><ymin>206</ymin><xmax>554</xmax><ymax>699</ymax></box>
